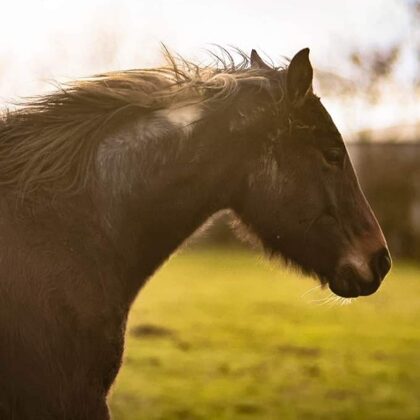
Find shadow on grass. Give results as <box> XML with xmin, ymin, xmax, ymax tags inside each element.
<box><xmin>130</xmin><ymin>323</ymin><xmax>176</xmax><ymax>339</ymax></box>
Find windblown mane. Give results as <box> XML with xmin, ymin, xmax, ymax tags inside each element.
<box><xmin>0</xmin><ymin>49</ymin><xmax>281</xmax><ymax>194</ymax></box>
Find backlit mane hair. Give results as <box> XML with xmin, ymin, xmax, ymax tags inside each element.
<box><xmin>0</xmin><ymin>49</ymin><xmax>283</xmax><ymax>194</ymax></box>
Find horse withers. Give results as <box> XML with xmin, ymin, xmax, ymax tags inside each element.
<box><xmin>0</xmin><ymin>47</ymin><xmax>391</xmax><ymax>419</ymax></box>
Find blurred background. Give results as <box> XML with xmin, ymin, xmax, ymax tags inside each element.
<box><xmin>1</xmin><ymin>1</ymin><xmax>419</xmax><ymax>419</ymax></box>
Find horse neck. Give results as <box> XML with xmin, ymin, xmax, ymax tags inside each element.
<box><xmin>95</xmin><ymin>108</ymin><xmax>248</xmax><ymax>300</ymax></box>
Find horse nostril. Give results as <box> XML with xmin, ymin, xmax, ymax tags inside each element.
<box><xmin>371</xmin><ymin>247</ymin><xmax>392</xmax><ymax>280</ymax></box>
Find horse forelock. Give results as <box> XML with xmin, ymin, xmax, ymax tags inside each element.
<box><xmin>0</xmin><ymin>49</ymin><xmax>285</xmax><ymax>194</ymax></box>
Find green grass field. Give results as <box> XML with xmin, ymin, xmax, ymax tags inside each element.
<box><xmin>109</xmin><ymin>247</ymin><xmax>420</xmax><ymax>420</ymax></box>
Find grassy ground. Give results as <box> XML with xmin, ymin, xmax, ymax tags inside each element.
<box><xmin>109</xmin><ymin>247</ymin><xmax>420</xmax><ymax>420</ymax></box>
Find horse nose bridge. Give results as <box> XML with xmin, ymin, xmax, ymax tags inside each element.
<box><xmin>363</xmin><ymin>210</ymin><xmax>388</xmax><ymax>251</ymax></box>
<box><xmin>344</xmin><ymin>188</ymin><xmax>387</xmax><ymax>250</ymax></box>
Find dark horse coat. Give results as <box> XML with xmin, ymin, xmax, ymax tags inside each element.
<box><xmin>0</xmin><ymin>48</ymin><xmax>390</xmax><ymax>419</ymax></box>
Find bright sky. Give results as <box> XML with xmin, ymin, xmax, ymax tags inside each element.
<box><xmin>0</xmin><ymin>0</ymin><xmax>418</xmax><ymax>135</ymax></box>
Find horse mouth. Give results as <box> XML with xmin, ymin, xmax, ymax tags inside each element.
<box><xmin>328</xmin><ymin>265</ymin><xmax>381</xmax><ymax>298</ymax></box>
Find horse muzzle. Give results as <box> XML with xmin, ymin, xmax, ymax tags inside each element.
<box><xmin>330</xmin><ymin>247</ymin><xmax>392</xmax><ymax>298</ymax></box>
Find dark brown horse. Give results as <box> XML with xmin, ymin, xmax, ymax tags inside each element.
<box><xmin>0</xmin><ymin>48</ymin><xmax>391</xmax><ymax>419</ymax></box>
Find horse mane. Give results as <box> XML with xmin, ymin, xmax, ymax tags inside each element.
<box><xmin>0</xmin><ymin>49</ymin><xmax>282</xmax><ymax>194</ymax></box>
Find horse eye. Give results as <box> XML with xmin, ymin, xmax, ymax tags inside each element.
<box><xmin>323</xmin><ymin>148</ymin><xmax>344</xmax><ymax>166</ymax></box>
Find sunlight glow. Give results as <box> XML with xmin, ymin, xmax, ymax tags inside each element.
<box><xmin>0</xmin><ymin>0</ymin><xmax>417</xmax><ymax>135</ymax></box>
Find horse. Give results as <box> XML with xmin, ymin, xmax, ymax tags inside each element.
<box><xmin>0</xmin><ymin>47</ymin><xmax>391</xmax><ymax>419</ymax></box>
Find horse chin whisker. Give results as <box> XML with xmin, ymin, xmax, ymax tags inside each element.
<box><xmin>308</xmin><ymin>292</ymin><xmax>336</xmax><ymax>306</ymax></box>
<box><xmin>319</xmin><ymin>294</ymin><xmax>339</xmax><ymax>306</ymax></box>
<box><xmin>308</xmin><ymin>292</ymin><xmax>356</xmax><ymax>307</ymax></box>
<box><xmin>300</xmin><ymin>284</ymin><xmax>322</xmax><ymax>298</ymax></box>
<box><xmin>327</xmin><ymin>295</ymin><xmax>345</xmax><ymax>307</ymax></box>
<box><xmin>340</xmin><ymin>297</ymin><xmax>354</xmax><ymax>306</ymax></box>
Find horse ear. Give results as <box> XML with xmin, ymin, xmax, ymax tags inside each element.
<box><xmin>250</xmin><ymin>49</ymin><xmax>271</xmax><ymax>70</ymax></box>
<box><xmin>287</xmin><ymin>48</ymin><xmax>313</xmax><ymax>106</ymax></box>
